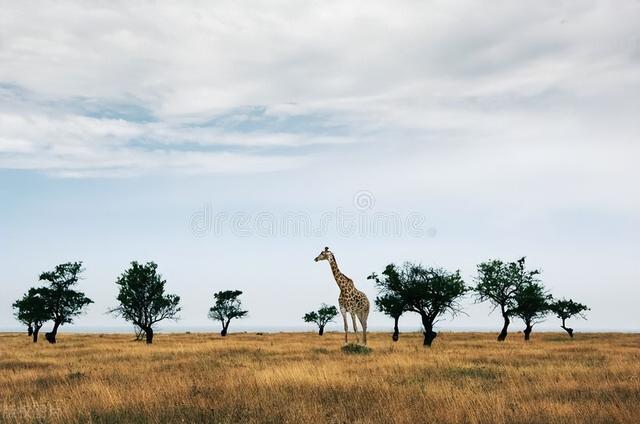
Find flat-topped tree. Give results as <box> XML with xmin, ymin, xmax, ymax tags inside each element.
<box><xmin>13</xmin><ymin>287</ymin><xmax>50</xmax><ymax>343</ymax></box>
<box><xmin>370</xmin><ymin>263</ymin><xmax>467</xmax><ymax>347</ymax></box>
<box><xmin>208</xmin><ymin>290</ymin><xmax>248</xmax><ymax>336</ymax></box>
<box><xmin>513</xmin><ymin>282</ymin><xmax>552</xmax><ymax>341</ymax></box>
<box><xmin>110</xmin><ymin>261</ymin><xmax>181</xmax><ymax>344</ymax></box>
<box><xmin>549</xmin><ymin>298</ymin><xmax>589</xmax><ymax>338</ymax></box>
<box><xmin>475</xmin><ymin>257</ymin><xmax>540</xmax><ymax>341</ymax></box>
<box><xmin>303</xmin><ymin>304</ymin><xmax>338</xmax><ymax>336</ymax></box>
<box><xmin>39</xmin><ymin>262</ymin><xmax>93</xmax><ymax>344</ymax></box>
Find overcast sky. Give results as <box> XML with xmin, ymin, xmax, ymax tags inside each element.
<box><xmin>1</xmin><ymin>1</ymin><xmax>638</xmax><ymax>333</ymax></box>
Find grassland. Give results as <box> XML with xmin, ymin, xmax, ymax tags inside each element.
<box><xmin>1</xmin><ymin>332</ymin><xmax>638</xmax><ymax>423</ymax></box>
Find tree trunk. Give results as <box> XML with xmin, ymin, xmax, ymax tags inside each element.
<box><xmin>318</xmin><ymin>325</ymin><xmax>324</xmax><ymax>336</ymax></box>
<box><xmin>221</xmin><ymin>320</ymin><xmax>230</xmax><ymax>337</ymax></box>
<box><xmin>497</xmin><ymin>313</ymin><xmax>510</xmax><ymax>342</ymax></box>
<box><xmin>561</xmin><ymin>318</ymin><xmax>574</xmax><ymax>338</ymax></box>
<box><xmin>423</xmin><ymin>329</ymin><xmax>437</xmax><ymax>346</ymax></box>
<box><xmin>523</xmin><ymin>321</ymin><xmax>532</xmax><ymax>341</ymax></box>
<box><xmin>392</xmin><ymin>316</ymin><xmax>399</xmax><ymax>342</ymax></box>
<box><xmin>32</xmin><ymin>324</ymin><xmax>41</xmax><ymax>343</ymax></box>
<box><xmin>421</xmin><ymin>314</ymin><xmax>437</xmax><ymax>347</ymax></box>
<box><xmin>145</xmin><ymin>327</ymin><xmax>154</xmax><ymax>344</ymax></box>
<box><xmin>28</xmin><ymin>324</ymin><xmax>33</xmax><ymax>337</ymax></box>
<box><xmin>45</xmin><ymin>320</ymin><xmax>61</xmax><ymax>344</ymax></box>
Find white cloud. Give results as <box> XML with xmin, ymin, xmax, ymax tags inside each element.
<box><xmin>0</xmin><ymin>111</ymin><xmax>320</xmax><ymax>176</ymax></box>
<box><xmin>0</xmin><ymin>0</ymin><xmax>638</xmax><ymax>177</ymax></box>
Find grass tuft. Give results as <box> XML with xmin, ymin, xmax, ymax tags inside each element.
<box><xmin>341</xmin><ymin>343</ymin><xmax>373</xmax><ymax>355</ymax></box>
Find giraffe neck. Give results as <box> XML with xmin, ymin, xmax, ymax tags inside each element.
<box><xmin>328</xmin><ymin>255</ymin><xmax>354</xmax><ymax>292</ymax></box>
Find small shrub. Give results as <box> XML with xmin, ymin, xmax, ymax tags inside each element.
<box><xmin>341</xmin><ymin>343</ymin><xmax>372</xmax><ymax>355</ymax></box>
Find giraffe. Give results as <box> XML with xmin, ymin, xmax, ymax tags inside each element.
<box><xmin>314</xmin><ymin>247</ymin><xmax>369</xmax><ymax>345</ymax></box>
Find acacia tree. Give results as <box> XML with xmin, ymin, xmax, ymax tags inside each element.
<box><xmin>303</xmin><ymin>304</ymin><xmax>338</xmax><ymax>336</ymax></box>
<box><xmin>208</xmin><ymin>290</ymin><xmax>248</xmax><ymax>336</ymax></box>
<box><xmin>513</xmin><ymin>282</ymin><xmax>552</xmax><ymax>341</ymax></box>
<box><xmin>39</xmin><ymin>262</ymin><xmax>93</xmax><ymax>344</ymax></box>
<box><xmin>475</xmin><ymin>257</ymin><xmax>540</xmax><ymax>342</ymax></box>
<box><xmin>13</xmin><ymin>287</ymin><xmax>50</xmax><ymax>343</ymax></box>
<box><xmin>110</xmin><ymin>261</ymin><xmax>181</xmax><ymax>344</ymax></box>
<box><xmin>549</xmin><ymin>298</ymin><xmax>589</xmax><ymax>338</ymax></box>
<box><xmin>370</xmin><ymin>263</ymin><xmax>467</xmax><ymax>347</ymax></box>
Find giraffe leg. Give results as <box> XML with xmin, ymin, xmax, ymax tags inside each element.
<box><xmin>358</xmin><ymin>311</ymin><xmax>368</xmax><ymax>346</ymax></box>
<box><xmin>351</xmin><ymin>313</ymin><xmax>360</xmax><ymax>344</ymax></box>
<box><xmin>340</xmin><ymin>307</ymin><xmax>348</xmax><ymax>345</ymax></box>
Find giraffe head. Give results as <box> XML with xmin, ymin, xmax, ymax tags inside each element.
<box><xmin>314</xmin><ymin>246</ymin><xmax>333</xmax><ymax>262</ymax></box>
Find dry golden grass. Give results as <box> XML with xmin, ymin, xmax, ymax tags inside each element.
<box><xmin>1</xmin><ymin>331</ymin><xmax>638</xmax><ymax>423</ymax></box>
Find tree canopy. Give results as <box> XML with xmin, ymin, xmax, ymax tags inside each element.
<box><xmin>13</xmin><ymin>287</ymin><xmax>50</xmax><ymax>343</ymax></box>
<box><xmin>110</xmin><ymin>261</ymin><xmax>181</xmax><ymax>344</ymax></box>
<box><xmin>513</xmin><ymin>282</ymin><xmax>552</xmax><ymax>340</ymax></box>
<box><xmin>549</xmin><ymin>298</ymin><xmax>589</xmax><ymax>337</ymax></box>
<box><xmin>303</xmin><ymin>304</ymin><xmax>338</xmax><ymax>335</ymax></box>
<box><xmin>208</xmin><ymin>290</ymin><xmax>248</xmax><ymax>336</ymax></box>
<box><xmin>370</xmin><ymin>263</ymin><xmax>467</xmax><ymax>347</ymax></box>
<box><xmin>374</xmin><ymin>292</ymin><xmax>406</xmax><ymax>341</ymax></box>
<box><xmin>369</xmin><ymin>264</ymin><xmax>407</xmax><ymax>336</ymax></box>
<box><xmin>474</xmin><ymin>257</ymin><xmax>540</xmax><ymax>341</ymax></box>
<box><xmin>39</xmin><ymin>262</ymin><xmax>93</xmax><ymax>343</ymax></box>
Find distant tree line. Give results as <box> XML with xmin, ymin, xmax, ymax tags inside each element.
<box><xmin>13</xmin><ymin>257</ymin><xmax>588</xmax><ymax>346</ymax></box>
<box><xmin>370</xmin><ymin>257</ymin><xmax>589</xmax><ymax>347</ymax></box>
<box><xmin>13</xmin><ymin>261</ymin><xmax>248</xmax><ymax>344</ymax></box>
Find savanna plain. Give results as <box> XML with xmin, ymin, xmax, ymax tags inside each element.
<box><xmin>1</xmin><ymin>332</ymin><xmax>638</xmax><ymax>424</ymax></box>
